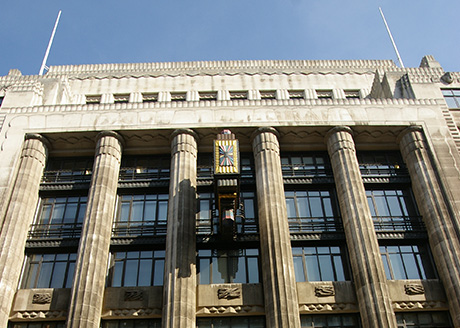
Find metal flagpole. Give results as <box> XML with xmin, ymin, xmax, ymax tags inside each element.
<box><xmin>39</xmin><ymin>10</ymin><xmax>62</xmax><ymax>75</ymax></box>
<box><xmin>379</xmin><ymin>7</ymin><xmax>405</xmax><ymax>68</ymax></box>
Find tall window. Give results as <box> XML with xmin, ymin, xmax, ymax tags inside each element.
<box><xmin>292</xmin><ymin>246</ymin><xmax>349</xmax><ymax>282</ymax></box>
<box><xmin>197</xmin><ymin>249</ymin><xmax>260</xmax><ymax>284</ymax></box>
<box><xmin>366</xmin><ymin>189</ymin><xmax>423</xmax><ymax>231</ymax></box>
<box><xmin>108</xmin><ymin>250</ymin><xmax>165</xmax><ymax>287</ymax></box>
<box><xmin>380</xmin><ymin>244</ymin><xmax>436</xmax><ymax>280</ymax></box>
<box><xmin>396</xmin><ymin>312</ymin><xmax>452</xmax><ymax>328</ymax></box>
<box><xmin>301</xmin><ymin>314</ymin><xmax>361</xmax><ymax>327</ymax></box>
<box><xmin>113</xmin><ymin>194</ymin><xmax>168</xmax><ymax>236</ymax></box>
<box><xmin>442</xmin><ymin>89</ymin><xmax>460</xmax><ymax>109</ymax></box>
<box><xmin>285</xmin><ymin>190</ymin><xmax>341</xmax><ymax>232</ymax></box>
<box><xmin>197</xmin><ymin>317</ymin><xmax>265</xmax><ymax>328</ymax></box>
<box><xmin>22</xmin><ymin>253</ymin><xmax>76</xmax><ymax>289</ymax></box>
<box><xmin>30</xmin><ymin>196</ymin><xmax>87</xmax><ymax>239</ymax></box>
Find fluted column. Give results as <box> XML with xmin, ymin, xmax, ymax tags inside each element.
<box><xmin>398</xmin><ymin>126</ymin><xmax>460</xmax><ymax>327</ymax></box>
<box><xmin>0</xmin><ymin>134</ymin><xmax>49</xmax><ymax>327</ymax></box>
<box><xmin>326</xmin><ymin>126</ymin><xmax>396</xmax><ymax>328</ymax></box>
<box><xmin>67</xmin><ymin>131</ymin><xmax>123</xmax><ymax>328</ymax></box>
<box><xmin>162</xmin><ymin>129</ymin><xmax>198</xmax><ymax>328</ymax></box>
<box><xmin>252</xmin><ymin>127</ymin><xmax>301</xmax><ymax>328</ymax></box>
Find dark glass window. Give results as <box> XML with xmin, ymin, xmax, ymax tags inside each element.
<box><xmin>197</xmin><ymin>249</ymin><xmax>260</xmax><ymax>284</ymax></box>
<box><xmin>240</xmin><ymin>153</ymin><xmax>255</xmax><ymax>178</ymax></box>
<box><xmin>442</xmin><ymin>89</ymin><xmax>460</xmax><ymax>109</ymax></box>
<box><xmin>9</xmin><ymin>322</ymin><xmax>66</xmax><ymax>328</ymax></box>
<box><xmin>285</xmin><ymin>190</ymin><xmax>341</xmax><ymax>232</ymax></box>
<box><xmin>281</xmin><ymin>153</ymin><xmax>331</xmax><ymax>177</ymax></box>
<box><xmin>108</xmin><ymin>250</ymin><xmax>165</xmax><ymax>287</ymax></box>
<box><xmin>119</xmin><ymin>156</ymin><xmax>170</xmax><ymax>181</ymax></box>
<box><xmin>42</xmin><ymin>157</ymin><xmax>93</xmax><ymax>183</ymax></box>
<box><xmin>30</xmin><ymin>196</ymin><xmax>87</xmax><ymax>239</ymax></box>
<box><xmin>357</xmin><ymin>152</ymin><xmax>406</xmax><ymax>177</ymax></box>
<box><xmin>198</xmin><ymin>153</ymin><xmax>213</xmax><ymax>178</ymax></box>
<box><xmin>113</xmin><ymin>194</ymin><xmax>168</xmax><ymax>236</ymax></box>
<box><xmin>197</xmin><ymin>192</ymin><xmax>216</xmax><ymax>234</ymax></box>
<box><xmin>22</xmin><ymin>253</ymin><xmax>76</xmax><ymax>288</ymax></box>
<box><xmin>396</xmin><ymin>311</ymin><xmax>452</xmax><ymax>328</ymax></box>
<box><xmin>102</xmin><ymin>319</ymin><xmax>161</xmax><ymax>328</ymax></box>
<box><xmin>366</xmin><ymin>189</ymin><xmax>423</xmax><ymax>231</ymax></box>
<box><xmin>380</xmin><ymin>244</ymin><xmax>436</xmax><ymax>280</ymax></box>
<box><xmin>0</xmin><ymin>96</ymin><xmax>4</xmax><ymax>107</ymax></box>
<box><xmin>292</xmin><ymin>246</ymin><xmax>349</xmax><ymax>282</ymax></box>
<box><xmin>301</xmin><ymin>314</ymin><xmax>361</xmax><ymax>327</ymax></box>
<box><xmin>197</xmin><ymin>317</ymin><xmax>265</xmax><ymax>328</ymax></box>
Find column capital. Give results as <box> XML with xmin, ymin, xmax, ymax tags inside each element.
<box><xmin>396</xmin><ymin>125</ymin><xmax>423</xmax><ymax>144</ymax></box>
<box><xmin>170</xmin><ymin>128</ymin><xmax>198</xmax><ymax>143</ymax></box>
<box><xmin>251</xmin><ymin>126</ymin><xmax>279</xmax><ymax>141</ymax></box>
<box><xmin>325</xmin><ymin>126</ymin><xmax>353</xmax><ymax>142</ymax></box>
<box><xmin>96</xmin><ymin>130</ymin><xmax>125</xmax><ymax>147</ymax></box>
<box><xmin>24</xmin><ymin>133</ymin><xmax>51</xmax><ymax>151</ymax></box>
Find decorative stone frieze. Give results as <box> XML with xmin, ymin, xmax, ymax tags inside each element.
<box><xmin>217</xmin><ymin>288</ymin><xmax>241</xmax><ymax>300</ymax></box>
<box><xmin>32</xmin><ymin>293</ymin><xmax>52</xmax><ymax>304</ymax></box>
<box><xmin>102</xmin><ymin>308</ymin><xmax>162</xmax><ymax>318</ymax></box>
<box><xmin>252</xmin><ymin>127</ymin><xmax>301</xmax><ymax>328</ymax></box>
<box><xmin>315</xmin><ymin>286</ymin><xmax>336</xmax><ymax>297</ymax></box>
<box><xmin>404</xmin><ymin>284</ymin><xmax>425</xmax><ymax>296</ymax></box>
<box><xmin>10</xmin><ymin>310</ymin><xmax>67</xmax><ymax>320</ymax></box>
<box><xmin>393</xmin><ymin>301</ymin><xmax>448</xmax><ymax>311</ymax></box>
<box><xmin>196</xmin><ymin>305</ymin><xmax>264</xmax><ymax>316</ymax></box>
<box><xmin>124</xmin><ymin>290</ymin><xmax>144</xmax><ymax>302</ymax></box>
<box><xmin>299</xmin><ymin>303</ymin><xmax>358</xmax><ymax>313</ymax></box>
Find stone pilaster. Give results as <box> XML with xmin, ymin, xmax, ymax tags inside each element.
<box><xmin>252</xmin><ymin>127</ymin><xmax>301</xmax><ymax>328</ymax></box>
<box><xmin>162</xmin><ymin>129</ymin><xmax>198</xmax><ymax>328</ymax></box>
<box><xmin>326</xmin><ymin>126</ymin><xmax>397</xmax><ymax>328</ymax></box>
<box><xmin>67</xmin><ymin>131</ymin><xmax>123</xmax><ymax>328</ymax></box>
<box><xmin>398</xmin><ymin>126</ymin><xmax>460</xmax><ymax>327</ymax></box>
<box><xmin>0</xmin><ymin>134</ymin><xmax>49</xmax><ymax>327</ymax></box>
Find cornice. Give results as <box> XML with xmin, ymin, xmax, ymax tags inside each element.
<box><xmin>1</xmin><ymin>98</ymin><xmax>443</xmax><ymax>115</ymax></box>
<box><xmin>44</xmin><ymin>59</ymin><xmax>397</xmax><ymax>77</ymax></box>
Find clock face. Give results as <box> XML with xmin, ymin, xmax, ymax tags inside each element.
<box><xmin>219</xmin><ymin>144</ymin><xmax>234</xmax><ymax>166</ymax></box>
<box><xmin>214</xmin><ymin>139</ymin><xmax>239</xmax><ymax>174</ymax></box>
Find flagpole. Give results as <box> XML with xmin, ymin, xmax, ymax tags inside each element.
<box><xmin>39</xmin><ymin>10</ymin><xmax>62</xmax><ymax>75</ymax></box>
<box><xmin>379</xmin><ymin>7</ymin><xmax>404</xmax><ymax>68</ymax></box>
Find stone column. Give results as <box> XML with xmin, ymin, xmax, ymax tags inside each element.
<box><xmin>67</xmin><ymin>131</ymin><xmax>123</xmax><ymax>328</ymax></box>
<box><xmin>252</xmin><ymin>127</ymin><xmax>301</xmax><ymax>328</ymax></box>
<box><xmin>0</xmin><ymin>134</ymin><xmax>49</xmax><ymax>327</ymax></box>
<box><xmin>162</xmin><ymin>129</ymin><xmax>198</xmax><ymax>328</ymax></box>
<box><xmin>326</xmin><ymin>126</ymin><xmax>397</xmax><ymax>328</ymax></box>
<box><xmin>398</xmin><ymin>126</ymin><xmax>460</xmax><ymax>327</ymax></box>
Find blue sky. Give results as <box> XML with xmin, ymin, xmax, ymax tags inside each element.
<box><xmin>1</xmin><ymin>0</ymin><xmax>459</xmax><ymax>76</ymax></box>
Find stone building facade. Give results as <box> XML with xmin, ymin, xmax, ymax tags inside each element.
<box><xmin>0</xmin><ymin>56</ymin><xmax>459</xmax><ymax>328</ymax></box>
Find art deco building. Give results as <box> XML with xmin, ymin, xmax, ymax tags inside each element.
<box><xmin>0</xmin><ymin>55</ymin><xmax>459</xmax><ymax>328</ymax></box>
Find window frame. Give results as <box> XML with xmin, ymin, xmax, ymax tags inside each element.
<box><xmin>292</xmin><ymin>245</ymin><xmax>350</xmax><ymax>282</ymax></box>
<box><xmin>108</xmin><ymin>250</ymin><xmax>165</xmax><ymax>287</ymax></box>
<box><xmin>22</xmin><ymin>252</ymin><xmax>77</xmax><ymax>289</ymax></box>
<box><xmin>113</xmin><ymin>193</ymin><xmax>169</xmax><ymax>237</ymax></box>
<box><xmin>197</xmin><ymin>248</ymin><xmax>260</xmax><ymax>284</ymax></box>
